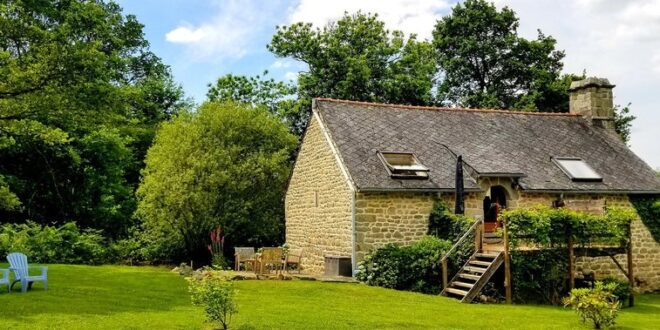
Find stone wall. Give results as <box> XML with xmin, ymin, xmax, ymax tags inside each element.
<box><xmin>516</xmin><ymin>192</ymin><xmax>660</xmax><ymax>292</ymax></box>
<box><xmin>285</xmin><ymin>115</ymin><xmax>353</xmax><ymax>274</ymax></box>
<box><xmin>575</xmin><ymin>217</ymin><xmax>660</xmax><ymax>292</ymax></box>
<box><xmin>569</xmin><ymin>77</ymin><xmax>615</xmax><ymax>129</ymax></box>
<box><xmin>354</xmin><ymin>192</ymin><xmax>436</xmax><ymax>262</ymax></box>
<box><xmin>440</xmin><ymin>192</ymin><xmax>482</xmax><ymax>219</ymax></box>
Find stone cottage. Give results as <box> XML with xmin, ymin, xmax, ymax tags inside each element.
<box><xmin>285</xmin><ymin>77</ymin><xmax>660</xmax><ymax>291</ymax></box>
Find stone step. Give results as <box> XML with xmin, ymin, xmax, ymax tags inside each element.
<box><xmin>483</xmin><ymin>238</ymin><xmax>503</xmax><ymax>243</ymax></box>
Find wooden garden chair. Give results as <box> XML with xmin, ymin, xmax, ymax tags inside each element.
<box><xmin>285</xmin><ymin>248</ymin><xmax>303</xmax><ymax>273</ymax></box>
<box><xmin>258</xmin><ymin>247</ymin><xmax>284</xmax><ymax>275</ymax></box>
<box><xmin>7</xmin><ymin>252</ymin><xmax>48</xmax><ymax>293</ymax></box>
<box><xmin>0</xmin><ymin>268</ymin><xmax>9</xmax><ymax>293</ymax></box>
<box><xmin>234</xmin><ymin>247</ymin><xmax>256</xmax><ymax>271</ymax></box>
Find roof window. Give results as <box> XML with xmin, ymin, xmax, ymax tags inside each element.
<box><xmin>378</xmin><ymin>152</ymin><xmax>429</xmax><ymax>179</ymax></box>
<box><xmin>552</xmin><ymin>157</ymin><xmax>602</xmax><ymax>182</ymax></box>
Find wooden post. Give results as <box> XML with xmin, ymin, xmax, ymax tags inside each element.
<box><xmin>503</xmin><ymin>220</ymin><xmax>512</xmax><ymax>304</ymax></box>
<box><xmin>475</xmin><ymin>221</ymin><xmax>482</xmax><ymax>252</ymax></box>
<box><xmin>627</xmin><ymin>222</ymin><xmax>635</xmax><ymax>307</ymax></box>
<box><xmin>441</xmin><ymin>258</ymin><xmax>448</xmax><ymax>291</ymax></box>
<box><xmin>568</xmin><ymin>226</ymin><xmax>575</xmax><ymax>290</ymax></box>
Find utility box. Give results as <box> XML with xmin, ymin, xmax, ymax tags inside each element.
<box><xmin>324</xmin><ymin>256</ymin><xmax>352</xmax><ymax>277</ymax></box>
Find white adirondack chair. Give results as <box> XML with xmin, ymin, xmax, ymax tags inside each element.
<box><xmin>7</xmin><ymin>253</ymin><xmax>48</xmax><ymax>293</ymax></box>
<box><xmin>0</xmin><ymin>268</ymin><xmax>9</xmax><ymax>292</ymax></box>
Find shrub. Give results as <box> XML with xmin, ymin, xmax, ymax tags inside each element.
<box><xmin>428</xmin><ymin>200</ymin><xmax>474</xmax><ymax>241</ymax></box>
<box><xmin>108</xmin><ymin>236</ymin><xmax>146</xmax><ymax>264</ymax></box>
<box><xmin>600</xmin><ymin>277</ymin><xmax>632</xmax><ymax>307</ymax></box>
<box><xmin>511</xmin><ymin>249</ymin><xmax>568</xmax><ymax>304</ymax></box>
<box><xmin>0</xmin><ymin>221</ymin><xmax>107</xmax><ymax>264</ymax></box>
<box><xmin>563</xmin><ymin>281</ymin><xmax>621</xmax><ymax>329</ymax></box>
<box><xmin>208</xmin><ymin>226</ymin><xmax>229</xmax><ymax>269</ymax></box>
<box><xmin>356</xmin><ymin>236</ymin><xmax>451</xmax><ymax>294</ymax></box>
<box><xmin>187</xmin><ymin>271</ymin><xmax>237</xmax><ymax>330</ymax></box>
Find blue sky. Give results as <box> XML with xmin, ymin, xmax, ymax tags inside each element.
<box><xmin>118</xmin><ymin>0</ymin><xmax>660</xmax><ymax>169</ymax></box>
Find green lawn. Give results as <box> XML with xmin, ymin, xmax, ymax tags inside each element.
<box><xmin>0</xmin><ymin>265</ymin><xmax>658</xmax><ymax>329</ymax></box>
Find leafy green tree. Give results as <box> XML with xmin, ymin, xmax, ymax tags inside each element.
<box><xmin>613</xmin><ymin>103</ymin><xmax>635</xmax><ymax>145</ymax></box>
<box><xmin>0</xmin><ymin>0</ymin><xmax>186</xmax><ymax>236</ymax></box>
<box><xmin>136</xmin><ymin>102</ymin><xmax>297</xmax><ymax>262</ymax></box>
<box><xmin>0</xmin><ymin>175</ymin><xmax>20</xmax><ymax>211</ymax></box>
<box><xmin>268</xmin><ymin>12</ymin><xmax>437</xmax><ymax>105</ymax></box>
<box><xmin>433</xmin><ymin>0</ymin><xmax>565</xmax><ymax>111</ymax></box>
<box><xmin>207</xmin><ymin>72</ymin><xmax>307</xmax><ymax>136</ymax></box>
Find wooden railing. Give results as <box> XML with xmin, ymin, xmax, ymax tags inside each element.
<box><xmin>440</xmin><ymin>219</ymin><xmax>483</xmax><ymax>290</ymax></box>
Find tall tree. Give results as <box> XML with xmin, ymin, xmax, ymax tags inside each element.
<box><xmin>0</xmin><ymin>0</ymin><xmax>186</xmax><ymax>236</ymax></box>
<box><xmin>136</xmin><ymin>102</ymin><xmax>297</xmax><ymax>263</ymax></box>
<box><xmin>268</xmin><ymin>12</ymin><xmax>437</xmax><ymax>106</ymax></box>
<box><xmin>207</xmin><ymin>72</ymin><xmax>307</xmax><ymax>136</ymax></box>
<box><xmin>613</xmin><ymin>103</ymin><xmax>635</xmax><ymax>145</ymax></box>
<box><xmin>433</xmin><ymin>0</ymin><xmax>565</xmax><ymax>111</ymax></box>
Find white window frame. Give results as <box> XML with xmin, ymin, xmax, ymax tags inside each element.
<box><xmin>378</xmin><ymin>151</ymin><xmax>429</xmax><ymax>179</ymax></box>
<box><xmin>552</xmin><ymin>157</ymin><xmax>603</xmax><ymax>182</ymax></box>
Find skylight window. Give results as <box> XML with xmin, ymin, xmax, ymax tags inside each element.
<box><xmin>378</xmin><ymin>152</ymin><xmax>429</xmax><ymax>179</ymax></box>
<box><xmin>553</xmin><ymin>157</ymin><xmax>602</xmax><ymax>182</ymax></box>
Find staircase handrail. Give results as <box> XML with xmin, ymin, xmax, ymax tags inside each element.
<box><xmin>440</xmin><ymin>219</ymin><xmax>483</xmax><ymax>262</ymax></box>
<box><xmin>440</xmin><ymin>218</ymin><xmax>483</xmax><ymax>290</ymax></box>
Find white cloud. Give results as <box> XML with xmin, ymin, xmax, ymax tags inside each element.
<box><xmin>166</xmin><ymin>25</ymin><xmax>207</xmax><ymax>43</ymax></box>
<box><xmin>287</xmin><ymin>0</ymin><xmax>452</xmax><ymax>40</ymax></box>
<box><xmin>270</xmin><ymin>59</ymin><xmax>293</xmax><ymax>69</ymax></box>
<box><xmin>495</xmin><ymin>0</ymin><xmax>660</xmax><ymax>168</ymax></box>
<box><xmin>284</xmin><ymin>71</ymin><xmax>298</xmax><ymax>82</ymax></box>
<box><xmin>652</xmin><ymin>53</ymin><xmax>660</xmax><ymax>74</ymax></box>
<box><xmin>164</xmin><ymin>0</ymin><xmax>280</xmax><ymax>61</ymax></box>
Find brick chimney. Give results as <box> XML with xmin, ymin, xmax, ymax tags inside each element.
<box><xmin>569</xmin><ymin>77</ymin><xmax>616</xmax><ymax>129</ymax></box>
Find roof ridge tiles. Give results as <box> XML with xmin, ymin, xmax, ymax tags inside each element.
<box><xmin>314</xmin><ymin>97</ymin><xmax>581</xmax><ymax>117</ymax></box>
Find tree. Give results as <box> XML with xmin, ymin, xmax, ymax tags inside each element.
<box><xmin>0</xmin><ymin>0</ymin><xmax>186</xmax><ymax>236</ymax></box>
<box><xmin>136</xmin><ymin>102</ymin><xmax>297</xmax><ymax>262</ymax></box>
<box><xmin>433</xmin><ymin>0</ymin><xmax>565</xmax><ymax>111</ymax></box>
<box><xmin>268</xmin><ymin>12</ymin><xmax>437</xmax><ymax>106</ymax></box>
<box><xmin>207</xmin><ymin>72</ymin><xmax>307</xmax><ymax>136</ymax></box>
<box><xmin>613</xmin><ymin>103</ymin><xmax>635</xmax><ymax>145</ymax></box>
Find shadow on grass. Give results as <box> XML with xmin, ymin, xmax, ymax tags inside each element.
<box><xmin>620</xmin><ymin>294</ymin><xmax>660</xmax><ymax>315</ymax></box>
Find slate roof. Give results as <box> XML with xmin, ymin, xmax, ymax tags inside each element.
<box><xmin>314</xmin><ymin>98</ymin><xmax>660</xmax><ymax>193</ymax></box>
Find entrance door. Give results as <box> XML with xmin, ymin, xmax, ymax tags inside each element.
<box><xmin>483</xmin><ymin>186</ymin><xmax>507</xmax><ymax>232</ymax></box>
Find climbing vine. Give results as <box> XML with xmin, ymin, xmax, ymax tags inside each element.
<box><xmin>629</xmin><ymin>196</ymin><xmax>660</xmax><ymax>242</ymax></box>
<box><xmin>501</xmin><ymin>206</ymin><xmax>636</xmax><ymax>305</ymax></box>
<box><xmin>501</xmin><ymin>206</ymin><xmax>635</xmax><ymax>248</ymax></box>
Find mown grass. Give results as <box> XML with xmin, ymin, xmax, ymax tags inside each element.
<box><xmin>0</xmin><ymin>264</ymin><xmax>657</xmax><ymax>329</ymax></box>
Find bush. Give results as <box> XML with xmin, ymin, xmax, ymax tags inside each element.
<box><xmin>600</xmin><ymin>277</ymin><xmax>632</xmax><ymax>307</ymax></box>
<box><xmin>511</xmin><ymin>249</ymin><xmax>568</xmax><ymax>304</ymax></box>
<box><xmin>0</xmin><ymin>221</ymin><xmax>107</xmax><ymax>264</ymax></box>
<box><xmin>356</xmin><ymin>236</ymin><xmax>451</xmax><ymax>294</ymax></box>
<box><xmin>428</xmin><ymin>200</ymin><xmax>474</xmax><ymax>241</ymax></box>
<box><xmin>107</xmin><ymin>234</ymin><xmax>148</xmax><ymax>264</ymax></box>
<box><xmin>188</xmin><ymin>271</ymin><xmax>237</xmax><ymax>330</ymax></box>
<box><xmin>563</xmin><ymin>281</ymin><xmax>621</xmax><ymax>329</ymax></box>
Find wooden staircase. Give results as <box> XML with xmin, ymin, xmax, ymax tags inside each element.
<box><xmin>441</xmin><ymin>251</ymin><xmax>504</xmax><ymax>303</ymax></box>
